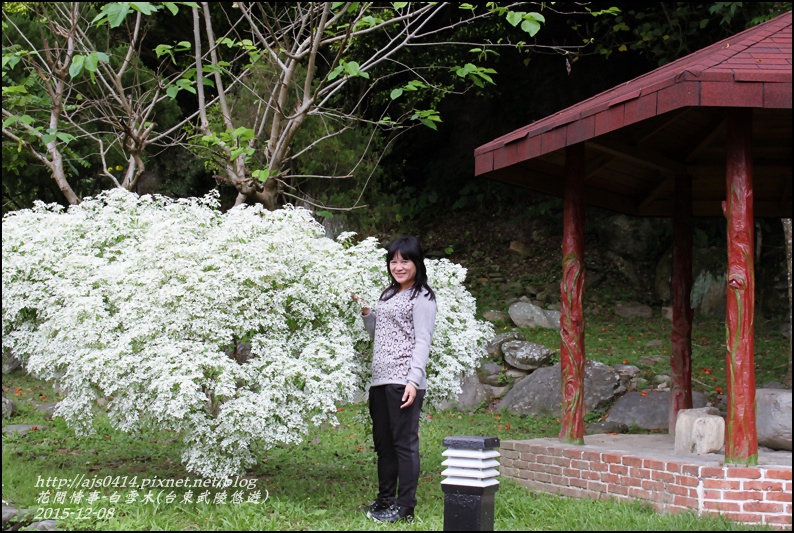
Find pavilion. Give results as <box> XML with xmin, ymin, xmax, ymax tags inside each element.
<box><xmin>475</xmin><ymin>11</ymin><xmax>792</xmax><ymax>464</ymax></box>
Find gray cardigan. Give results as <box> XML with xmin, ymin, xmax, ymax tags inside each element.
<box><xmin>362</xmin><ymin>288</ymin><xmax>436</xmax><ymax>389</ymax></box>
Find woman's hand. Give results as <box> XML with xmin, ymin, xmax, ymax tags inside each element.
<box><xmin>351</xmin><ymin>293</ymin><xmax>370</xmax><ymax>316</ymax></box>
<box><xmin>401</xmin><ymin>382</ymin><xmax>417</xmax><ymax>408</ymax></box>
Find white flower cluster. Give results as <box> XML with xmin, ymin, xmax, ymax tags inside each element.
<box><xmin>2</xmin><ymin>189</ymin><xmax>492</xmax><ymax>479</ymax></box>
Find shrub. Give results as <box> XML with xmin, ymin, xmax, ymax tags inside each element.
<box><xmin>1</xmin><ymin>189</ymin><xmax>492</xmax><ymax>479</ymax></box>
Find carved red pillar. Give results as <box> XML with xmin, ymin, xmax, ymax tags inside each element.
<box><xmin>723</xmin><ymin>108</ymin><xmax>758</xmax><ymax>465</ymax></box>
<box><xmin>670</xmin><ymin>173</ymin><xmax>694</xmax><ymax>433</ymax></box>
<box><xmin>559</xmin><ymin>143</ymin><xmax>586</xmax><ymax>444</ymax></box>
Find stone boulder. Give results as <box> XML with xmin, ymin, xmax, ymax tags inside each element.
<box><xmin>607</xmin><ymin>390</ymin><xmax>708</xmax><ymax>430</ymax></box>
<box><xmin>2</xmin><ymin>395</ymin><xmax>15</xmax><ymax>419</ymax></box>
<box><xmin>674</xmin><ymin>407</ymin><xmax>724</xmax><ymax>454</ymax></box>
<box><xmin>508</xmin><ymin>301</ymin><xmax>560</xmax><ymax>330</ymax></box>
<box><xmin>613</xmin><ymin>364</ymin><xmax>642</xmax><ymax>392</ymax></box>
<box><xmin>434</xmin><ymin>372</ymin><xmax>487</xmax><ymax>412</ymax></box>
<box><xmin>498</xmin><ymin>361</ymin><xmax>624</xmax><ymax>416</ymax></box>
<box><xmin>477</xmin><ymin>362</ymin><xmax>504</xmax><ymax>386</ymax></box>
<box><xmin>595</xmin><ymin>215</ymin><xmax>667</xmax><ymax>262</ymax></box>
<box><xmin>756</xmin><ymin>389</ymin><xmax>792</xmax><ymax>451</ymax></box>
<box><xmin>501</xmin><ymin>341</ymin><xmax>554</xmax><ymax>371</ymax></box>
<box><xmin>2</xmin><ymin>348</ymin><xmax>22</xmax><ymax>375</ymax></box>
<box><xmin>614</xmin><ymin>301</ymin><xmax>653</xmax><ymax>319</ymax></box>
<box><xmin>484</xmin><ymin>331</ymin><xmax>525</xmax><ymax>362</ymax></box>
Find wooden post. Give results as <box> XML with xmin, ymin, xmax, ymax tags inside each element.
<box><xmin>723</xmin><ymin>108</ymin><xmax>758</xmax><ymax>465</ymax></box>
<box><xmin>559</xmin><ymin>143</ymin><xmax>586</xmax><ymax>444</ymax></box>
<box><xmin>670</xmin><ymin>173</ymin><xmax>694</xmax><ymax>433</ymax></box>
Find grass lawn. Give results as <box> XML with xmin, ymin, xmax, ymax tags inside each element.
<box><xmin>2</xmin><ymin>353</ymin><xmax>777</xmax><ymax>531</ymax></box>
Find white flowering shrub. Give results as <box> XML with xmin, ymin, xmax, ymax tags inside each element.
<box><xmin>2</xmin><ymin>189</ymin><xmax>492</xmax><ymax>478</ymax></box>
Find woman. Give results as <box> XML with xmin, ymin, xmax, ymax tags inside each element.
<box><xmin>354</xmin><ymin>235</ymin><xmax>437</xmax><ymax>523</ymax></box>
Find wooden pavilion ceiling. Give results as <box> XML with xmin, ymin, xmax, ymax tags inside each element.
<box><xmin>475</xmin><ymin>12</ymin><xmax>792</xmax><ymax>218</ymax></box>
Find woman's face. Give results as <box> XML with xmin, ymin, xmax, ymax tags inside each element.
<box><xmin>390</xmin><ymin>251</ymin><xmax>417</xmax><ymax>291</ymax></box>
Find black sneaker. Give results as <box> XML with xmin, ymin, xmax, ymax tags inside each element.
<box><xmin>364</xmin><ymin>497</ymin><xmax>394</xmax><ymax>518</ymax></box>
<box><xmin>369</xmin><ymin>503</ymin><xmax>414</xmax><ymax>523</ymax></box>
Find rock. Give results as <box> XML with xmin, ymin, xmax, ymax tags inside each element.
<box><xmin>613</xmin><ymin>364</ymin><xmax>641</xmax><ymax>392</ymax></box>
<box><xmin>2</xmin><ymin>348</ymin><xmax>22</xmax><ymax>375</ymax></box>
<box><xmin>498</xmin><ymin>361</ymin><xmax>623</xmax><ymax>417</ymax></box>
<box><xmin>3</xmin><ymin>504</ymin><xmax>22</xmax><ymax>526</ymax></box>
<box><xmin>2</xmin><ymin>424</ymin><xmax>46</xmax><ymax>436</ymax></box>
<box><xmin>27</xmin><ymin>520</ymin><xmax>58</xmax><ymax>531</ymax></box>
<box><xmin>756</xmin><ymin>389</ymin><xmax>792</xmax><ymax>451</ymax></box>
<box><xmin>502</xmin><ymin>341</ymin><xmax>554</xmax><ymax>371</ymax></box>
<box><xmin>607</xmin><ymin>390</ymin><xmax>708</xmax><ymax>430</ymax></box>
<box><xmin>595</xmin><ymin>214</ymin><xmax>668</xmax><ymax>262</ymax></box>
<box><xmin>482</xmin><ymin>384</ymin><xmax>511</xmax><ymax>400</ymax></box>
<box><xmin>605</xmin><ymin>251</ymin><xmax>641</xmax><ymax>287</ymax></box>
<box><xmin>691</xmin><ymin>270</ymin><xmax>726</xmax><ymax>317</ymax></box>
<box><xmin>674</xmin><ymin>407</ymin><xmax>724</xmax><ymax>454</ymax></box>
<box><xmin>2</xmin><ymin>395</ymin><xmax>16</xmax><ymax>419</ymax></box>
<box><xmin>435</xmin><ymin>372</ymin><xmax>487</xmax><ymax>412</ymax></box>
<box><xmin>509</xmin><ymin>240</ymin><xmax>532</xmax><ymax>256</ymax></box>
<box><xmin>477</xmin><ymin>362</ymin><xmax>504</xmax><ymax>386</ymax></box>
<box><xmin>483</xmin><ymin>310</ymin><xmax>511</xmax><ymax>323</ymax></box>
<box><xmin>35</xmin><ymin>402</ymin><xmax>59</xmax><ymax>419</ymax></box>
<box><xmin>586</xmin><ymin>420</ymin><xmax>629</xmax><ymax>435</ymax></box>
<box><xmin>508</xmin><ymin>301</ymin><xmax>560</xmax><ymax>330</ymax></box>
<box><xmin>504</xmin><ymin>368</ymin><xmax>529</xmax><ymax>380</ymax></box>
<box><xmin>661</xmin><ymin>306</ymin><xmax>673</xmax><ymax>320</ymax></box>
<box><xmin>484</xmin><ymin>331</ymin><xmax>525</xmax><ymax>361</ymax></box>
<box><xmin>614</xmin><ymin>301</ymin><xmax>653</xmax><ymax>319</ymax></box>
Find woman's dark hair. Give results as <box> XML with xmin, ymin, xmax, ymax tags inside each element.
<box><xmin>380</xmin><ymin>236</ymin><xmax>436</xmax><ymax>302</ymax></box>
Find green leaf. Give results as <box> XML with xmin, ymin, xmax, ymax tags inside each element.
<box><xmin>252</xmin><ymin>169</ymin><xmax>270</xmax><ymax>182</ymax></box>
<box><xmin>166</xmin><ymin>86</ymin><xmax>179</xmax><ymax>99</ymax></box>
<box><xmin>55</xmin><ymin>132</ymin><xmax>76</xmax><ymax>144</ymax></box>
<box><xmin>175</xmin><ymin>78</ymin><xmax>196</xmax><ymax>94</ymax></box>
<box><xmin>343</xmin><ymin>61</ymin><xmax>369</xmax><ymax>79</ymax></box>
<box><xmin>163</xmin><ymin>2</ymin><xmax>179</xmax><ymax>16</ymax></box>
<box><xmin>69</xmin><ymin>55</ymin><xmax>85</xmax><ymax>78</ymax></box>
<box><xmin>129</xmin><ymin>2</ymin><xmax>158</xmax><ymax>16</ymax></box>
<box><xmin>232</xmin><ymin>127</ymin><xmax>255</xmax><ymax>141</ymax></box>
<box><xmin>506</xmin><ymin>11</ymin><xmax>524</xmax><ymax>27</ymax></box>
<box><xmin>327</xmin><ymin>65</ymin><xmax>344</xmax><ymax>81</ymax></box>
<box><xmin>106</xmin><ymin>4</ymin><xmax>132</xmax><ymax>28</ymax></box>
<box><xmin>521</xmin><ymin>19</ymin><xmax>541</xmax><ymax>37</ymax></box>
<box><xmin>2</xmin><ymin>115</ymin><xmax>19</xmax><ymax>129</ymax></box>
<box><xmin>390</xmin><ymin>88</ymin><xmax>403</xmax><ymax>100</ymax></box>
<box><xmin>84</xmin><ymin>53</ymin><xmax>99</xmax><ymax>73</ymax></box>
<box><xmin>393</xmin><ymin>2</ymin><xmax>408</xmax><ymax>9</ymax></box>
<box><xmin>316</xmin><ymin>210</ymin><xmax>333</xmax><ymax>218</ymax></box>
<box><xmin>155</xmin><ymin>45</ymin><xmax>175</xmax><ymax>64</ymax></box>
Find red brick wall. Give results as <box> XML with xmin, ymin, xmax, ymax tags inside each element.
<box><xmin>500</xmin><ymin>439</ymin><xmax>792</xmax><ymax>529</ymax></box>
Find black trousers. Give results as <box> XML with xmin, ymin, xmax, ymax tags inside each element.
<box><xmin>368</xmin><ymin>384</ymin><xmax>425</xmax><ymax>509</ymax></box>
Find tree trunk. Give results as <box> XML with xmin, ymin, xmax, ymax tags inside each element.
<box><xmin>559</xmin><ymin>143</ymin><xmax>586</xmax><ymax>445</ymax></box>
<box><xmin>784</xmin><ymin>218</ymin><xmax>792</xmax><ymax>389</ymax></box>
